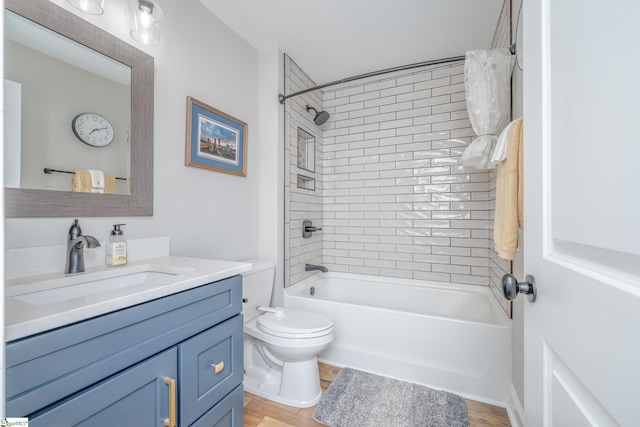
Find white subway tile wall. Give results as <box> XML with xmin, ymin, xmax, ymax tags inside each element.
<box><xmin>320</xmin><ymin>61</ymin><xmax>494</xmax><ymax>286</ymax></box>
<box><xmin>284</xmin><ymin>55</ymin><xmax>324</xmax><ymax>287</ymax></box>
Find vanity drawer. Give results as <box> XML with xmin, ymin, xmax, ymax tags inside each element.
<box><xmin>179</xmin><ymin>315</ymin><xmax>243</xmax><ymax>427</ymax></box>
<box><xmin>6</xmin><ymin>275</ymin><xmax>242</xmax><ymax>417</ymax></box>
<box><xmin>190</xmin><ymin>384</ymin><xmax>243</xmax><ymax>427</ymax></box>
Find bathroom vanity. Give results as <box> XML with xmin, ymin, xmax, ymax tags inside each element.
<box><xmin>4</xmin><ymin>257</ymin><xmax>250</xmax><ymax>426</ymax></box>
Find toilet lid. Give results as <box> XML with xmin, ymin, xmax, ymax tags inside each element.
<box><xmin>257</xmin><ymin>308</ymin><xmax>333</xmax><ymax>338</ymax></box>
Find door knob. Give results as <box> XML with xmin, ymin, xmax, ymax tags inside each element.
<box><xmin>501</xmin><ymin>274</ymin><xmax>537</xmax><ymax>303</ymax></box>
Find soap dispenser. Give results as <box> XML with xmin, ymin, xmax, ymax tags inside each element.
<box><xmin>106</xmin><ymin>224</ymin><xmax>127</xmax><ymax>267</ymax></box>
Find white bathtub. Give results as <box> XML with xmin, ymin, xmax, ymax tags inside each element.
<box><xmin>284</xmin><ymin>272</ymin><xmax>511</xmax><ymax>406</ymax></box>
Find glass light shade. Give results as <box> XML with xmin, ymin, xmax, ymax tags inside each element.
<box><xmin>128</xmin><ymin>0</ymin><xmax>164</xmax><ymax>46</ymax></box>
<box><xmin>67</xmin><ymin>0</ymin><xmax>105</xmax><ymax>15</ymax></box>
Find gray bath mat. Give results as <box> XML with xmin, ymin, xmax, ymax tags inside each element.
<box><xmin>313</xmin><ymin>367</ymin><xmax>468</xmax><ymax>427</ymax></box>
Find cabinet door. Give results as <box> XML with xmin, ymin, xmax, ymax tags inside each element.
<box><xmin>179</xmin><ymin>315</ymin><xmax>243</xmax><ymax>426</ymax></box>
<box><xmin>28</xmin><ymin>348</ymin><xmax>178</xmax><ymax>427</ymax></box>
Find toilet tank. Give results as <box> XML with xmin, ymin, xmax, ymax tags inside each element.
<box><xmin>241</xmin><ymin>260</ymin><xmax>275</xmax><ymax>321</ymax></box>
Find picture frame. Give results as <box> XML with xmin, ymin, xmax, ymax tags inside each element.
<box><xmin>185</xmin><ymin>96</ymin><xmax>248</xmax><ymax>176</ymax></box>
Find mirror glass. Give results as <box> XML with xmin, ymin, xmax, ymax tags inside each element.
<box><xmin>4</xmin><ymin>11</ymin><xmax>131</xmax><ymax>194</ymax></box>
<box><xmin>5</xmin><ymin>0</ymin><xmax>154</xmax><ymax>218</ymax></box>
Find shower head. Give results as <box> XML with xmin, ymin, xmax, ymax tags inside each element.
<box><xmin>306</xmin><ymin>105</ymin><xmax>330</xmax><ymax>126</ymax></box>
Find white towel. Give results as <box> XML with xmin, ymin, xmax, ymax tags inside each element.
<box><xmin>88</xmin><ymin>169</ymin><xmax>105</xmax><ymax>194</ymax></box>
<box><xmin>490</xmin><ymin>119</ymin><xmax>518</xmax><ymax>165</ymax></box>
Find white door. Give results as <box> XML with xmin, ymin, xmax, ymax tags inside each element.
<box><xmin>523</xmin><ymin>0</ymin><xmax>640</xmax><ymax>426</ymax></box>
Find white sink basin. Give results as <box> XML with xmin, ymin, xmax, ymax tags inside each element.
<box><xmin>6</xmin><ymin>264</ymin><xmax>196</xmax><ymax>306</ymax></box>
<box><xmin>4</xmin><ymin>256</ymin><xmax>252</xmax><ymax>342</ymax></box>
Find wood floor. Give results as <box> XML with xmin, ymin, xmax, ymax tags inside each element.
<box><xmin>243</xmin><ymin>363</ymin><xmax>511</xmax><ymax>427</ymax></box>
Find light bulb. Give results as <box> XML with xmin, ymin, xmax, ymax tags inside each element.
<box><xmin>139</xmin><ymin>11</ymin><xmax>151</xmax><ymax>28</ymax></box>
<box><xmin>128</xmin><ymin>0</ymin><xmax>163</xmax><ymax>46</ymax></box>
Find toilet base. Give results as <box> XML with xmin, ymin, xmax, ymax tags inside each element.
<box><xmin>244</xmin><ymin>356</ymin><xmax>323</xmax><ymax>408</ymax></box>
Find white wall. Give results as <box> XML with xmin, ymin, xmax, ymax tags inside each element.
<box><xmin>4</xmin><ymin>0</ymin><xmax>262</xmax><ymax>264</ymax></box>
<box><xmin>258</xmin><ymin>48</ymin><xmax>285</xmax><ymax>306</ymax></box>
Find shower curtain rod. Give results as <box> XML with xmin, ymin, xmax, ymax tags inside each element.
<box><xmin>278</xmin><ymin>44</ymin><xmax>516</xmax><ymax>104</ymax></box>
<box><xmin>278</xmin><ymin>55</ymin><xmax>464</xmax><ymax>104</ymax></box>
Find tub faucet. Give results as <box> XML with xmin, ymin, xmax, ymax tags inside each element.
<box><xmin>305</xmin><ymin>263</ymin><xmax>328</xmax><ymax>273</ymax></box>
<box><xmin>65</xmin><ymin>219</ymin><xmax>101</xmax><ymax>274</ymax></box>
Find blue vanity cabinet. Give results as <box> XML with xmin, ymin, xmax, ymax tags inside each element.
<box><xmin>5</xmin><ymin>275</ymin><xmax>244</xmax><ymax>426</ymax></box>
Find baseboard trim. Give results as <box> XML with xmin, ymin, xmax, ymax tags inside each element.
<box><xmin>506</xmin><ymin>384</ymin><xmax>525</xmax><ymax>427</ymax></box>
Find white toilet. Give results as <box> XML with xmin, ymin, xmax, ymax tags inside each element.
<box><xmin>242</xmin><ymin>261</ymin><xmax>334</xmax><ymax>408</ymax></box>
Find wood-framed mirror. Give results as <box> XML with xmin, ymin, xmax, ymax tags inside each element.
<box><xmin>4</xmin><ymin>0</ymin><xmax>154</xmax><ymax>217</ymax></box>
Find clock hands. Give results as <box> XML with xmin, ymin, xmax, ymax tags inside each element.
<box><xmin>88</xmin><ymin>126</ymin><xmax>108</xmax><ymax>135</ymax></box>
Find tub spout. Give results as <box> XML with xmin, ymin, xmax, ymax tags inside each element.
<box><xmin>305</xmin><ymin>263</ymin><xmax>328</xmax><ymax>273</ymax></box>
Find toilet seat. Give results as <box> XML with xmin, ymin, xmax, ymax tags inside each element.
<box><xmin>257</xmin><ymin>308</ymin><xmax>333</xmax><ymax>339</ymax></box>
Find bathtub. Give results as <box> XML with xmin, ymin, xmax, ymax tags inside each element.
<box><xmin>284</xmin><ymin>272</ymin><xmax>511</xmax><ymax>406</ymax></box>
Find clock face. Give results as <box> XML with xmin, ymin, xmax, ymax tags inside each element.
<box><xmin>72</xmin><ymin>113</ymin><xmax>114</xmax><ymax>147</ymax></box>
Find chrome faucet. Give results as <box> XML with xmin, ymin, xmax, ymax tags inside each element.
<box><xmin>65</xmin><ymin>219</ymin><xmax>101</xmax><ymax>274</ymax></box>
<box><xmin>305</xmin><ymin>263</ymin><xmax>328</xmax><ymax>273</ymax></box>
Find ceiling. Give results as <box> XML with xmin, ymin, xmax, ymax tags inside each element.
<box><xmin>198</xmin><ymin>0</ymin><xmax>505</xmax><ymax>85</ymax></box>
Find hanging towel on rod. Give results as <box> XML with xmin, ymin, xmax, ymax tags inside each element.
<box><xmin>88</xmin><ymin>170</ymin><xmax>105</xmax><ymax>193</ymax></box>
<box><xmin>490</xmin><ymin>118</ymin><xmax>518</xmax><ymax>165</ymax></box>
<box><xmin>104</xmin><ymin>173</ymin><xmax>116</xmax><ymax>194</ymax></box>
<box><xmin>71</xmin><ymin>170</ymin><xmax>92</xmax><ymax>193</ymax></box>
<box><xmin>494</xmin><ymin>117</ymin><xmax>523</xmax><ymax>260</ymax></box>
<box><xmin>71</xmin><ymin>170</ymin><xmax>116</xmax><ymax>194</ymax></box>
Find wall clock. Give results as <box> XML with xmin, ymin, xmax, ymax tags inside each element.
<box><xmin>71</xmin><ymin>112</ymin><xmax>114</xmax><ymax>147</ymax></box>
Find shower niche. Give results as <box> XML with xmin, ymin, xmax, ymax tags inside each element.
<box><xmin>297</xmin><ymin>127</ymin><xmax>315</xmax><ymax>191</ymax></box>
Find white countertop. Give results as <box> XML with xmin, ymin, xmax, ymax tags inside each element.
<box><xmin>4</xmin><ymin>256</ymin><xmax>251</xmax><ymax>342</ymax></box>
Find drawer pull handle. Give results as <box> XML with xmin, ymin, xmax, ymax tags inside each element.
<box><xmin>164</xmin><ymin>377</ymin><xmax>177</xmax><ymax>427</ymax></box>
<box><xmin>211</xmin><ymin>361</ymin><xmax>224</xmax><ymax>374</ymax></box>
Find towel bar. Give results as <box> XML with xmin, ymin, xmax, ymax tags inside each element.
<box><xmin>44</xmin><ymin>168</ymin><xmax>128</xmax><ymax>181</ymax></box>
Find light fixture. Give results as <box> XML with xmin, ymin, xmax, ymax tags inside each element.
<box><xmin>66</xmin><ymin>0</ymin><xmax>105</xmax><ymax>15</ymax></box>
<box><xmin>128</xmin><ymin>0</ymin><xmax>164</xmax><ymax>46</ymax></box>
